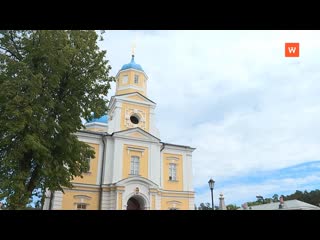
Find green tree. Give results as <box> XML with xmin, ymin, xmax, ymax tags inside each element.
<box><xmin>272</xmin><ymin>194</ymin><xmax>279</xmax><ymax>202</ymax></box>
<box><xmin>198</xmin><ymin>202</ymin><xmax>212</xmax><ymax>210</ymax></box>
<box><xmin>0</xmin><ymin>30</ymin><xmax>114</xmax><ymax>209</ymax></box>
<box><xmin>226</xmin><ymin>204</ymin><xmax>239</xmax><ymax>210</ymax></box>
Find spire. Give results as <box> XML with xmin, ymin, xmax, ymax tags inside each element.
<box><xmin>219</xmin><ymin>193</ymin><xmax>227</xmax><ymax>210</ymax></box>
<box><xmin>131</xmin><ymin>42</ymin><xmax>136</xmax><ymax>57</ymax></box>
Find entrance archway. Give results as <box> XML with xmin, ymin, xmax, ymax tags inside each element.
<box><xmin>126</xmin><ymin>195</ymin><xmax>145</xmax><ymax>210</ymax></box>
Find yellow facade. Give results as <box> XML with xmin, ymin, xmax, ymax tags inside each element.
<box><xmin>163</xmin><ymin>153</ymin><xmax>183</xmax><ymax>191</ymax></box>
<box><xmin>116</xmin><ymin>89</ymin><xmax>145</xmax><ymax>96</ymax></box>
<box><xmin>128</xmin><ymin>132</ymin><xmax>146</xmax><ymax>139</ymax></box>
<box><xmin>120</xmin><ymin>102</ymin><xmax>150</xmax><ymax>131</ymax></box>
<box><xmin>72</xmin><ymin>143</ymin><xmax>99</xmax><ymax>185</ymax></box>
<box><xmin>50</xmin><ymin>54</ymin><xmax>195</xmax><ymax>210</ymax></box>
<box><xmin>118</xmin><ymin>192</ymin><xmax>123</xmax><ymax>210</ymax></box>
<box><xmin>126</xmin><ymin>94</ymin><xmax>148</xmax><ymax>102</ymax></box>
<box><xmin>116</xmin><ymin>70</ymin><xmax>147</xmax><ymax>96</ymax></box>
<box><xmin>122</xmin><ymin>144</ymin><xmax>149</xmax><ymax>179</ymax></box>
<box><xmin>152</xmin><ymin>195</ymin><xmax>156</xmax><ymax>210</ymax></box>
<box><xmin>62</xmin><ymin>189</ymin><xmax>99</xmax><ymax>210</ymax></box>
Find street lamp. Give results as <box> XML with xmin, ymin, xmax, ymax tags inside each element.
<box><xmin>208</xmin><ymin>178</ymin><xmax>215</xmax><ymax>210</ymax></box>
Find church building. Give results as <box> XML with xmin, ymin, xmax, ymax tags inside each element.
<box><xmin>44</xmin><ymin>53</ymin><xmax>195</xmax><ymax>210</ymax></box>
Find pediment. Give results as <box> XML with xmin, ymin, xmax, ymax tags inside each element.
<box><xmin>112</xmin><ymin>127</ymin><xmax>160</xmax><ymax>142</ymax></box>
<box><xmin>113</xmin><ymin>92</ymin><xmax>156</xmax><ymax>106</ymax></box>
<box><xmin>126</xmin><ymin>94</ymin><xmax>148</xmax><ymax>102</ymax></box>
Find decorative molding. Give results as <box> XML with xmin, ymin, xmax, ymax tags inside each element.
<box><xmin>127</xmin><ymin>146</ymin><xmax>145</xmax><ymax>156</ymax></box>
<box><xmin>125</xmin><ymin>108</ymin><xmax>146</xmax><ymax>130</ymax></box>
<box><xmin>167</xmin><ymin>200</ymin><xmax>182</xmax><ymax>205</ymax></box>
<box><xmin>73</xmin><ymin>195</ymin><xmax>92</xmax><ymax>200</ymax></box>
<box><xmin>166</xmin><ymin>157</ymin><xmax>179</xmax><ymax>161</ymax></box>
<box><xmin>118</xmin><ymin>85</ymin><xmax>144</xmax><ymax>92</ymax></box>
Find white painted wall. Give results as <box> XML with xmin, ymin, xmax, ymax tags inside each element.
<box><xmin>52</xmin><ymin>191</ymin><xmax>63</xmax><ymax>210</ymax></box>
<box><xmin>104</xmin><ymin>136</ymin><xmax>114</xmax><ymax>184</ymax></box>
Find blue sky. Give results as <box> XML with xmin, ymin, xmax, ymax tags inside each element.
<box><xmin>100</xmin><ymin>30</ymin><xmax>320</xmax><ymax>207</ymax></box>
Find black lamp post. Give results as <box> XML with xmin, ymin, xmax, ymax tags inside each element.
<box><xmin>208</xmin><ymin>178</ymin><xmax>215</xmax><ymax>210</ymax></box>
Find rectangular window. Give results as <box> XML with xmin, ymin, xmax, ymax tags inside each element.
<box><xmin>122</xmin><ymin>75</ymin><xmax>128</xmax><ymax>84</ymax></box>
<box><xmin>169</xmin><ymin>163</ymin><xmax>177</xmax><ymax>181</ymax></box>
<box><xmin>134</xmin><ymin>74</ymin><xmax>139</xmax><ymax>84</ymax></box>
<box><xmin>76</xmin><ymin>203</ymin><xmax>87</xmax><ymax>210</ymax></box>
<box><xmin>84</xmin><ymin>157</ymin><xmax>91</xmax><ymax>173</ymax></box>
<box><xmin>130</xmin><ymin>156</ymin><xmax>140</xmax><ymax>175</ymax></box>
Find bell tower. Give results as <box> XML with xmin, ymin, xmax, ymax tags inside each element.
<box><xmin>115</xmin><ymin>45</ymin><xmax>148</xmax><ymax>97</ymax></box>
<box><xmin>107</xmin><ymin>53</ymin><xmax>159</xmax><ymax>137</ymax></box>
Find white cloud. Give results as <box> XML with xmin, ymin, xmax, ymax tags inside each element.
<box><xmin>100</xmin><ymin>30</ymin><xmax>320</xmax><ymax>205</ymax></box>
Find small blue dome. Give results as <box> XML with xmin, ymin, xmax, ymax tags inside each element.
<box><xmin>120</xmin><ymin>55</ymin><xmax>144</xmax><ymax>72</ymax></box>
<box><xmin>87</xmin><ymin>115</ymin><xmax>108</xmax><ymax>124</ymax></box>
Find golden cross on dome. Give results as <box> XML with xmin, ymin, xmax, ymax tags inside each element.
<box><xmin>131</xmin><ymin>42</ymin><xmax>136</xmax><ymax>56</ymax></box>
<box><xmin>132</xmin><ymin>34</ymin><xmax>138</xmax><ymax>56</ymax></box>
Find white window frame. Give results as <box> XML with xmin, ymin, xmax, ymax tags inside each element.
<box><xmin>123</xmin><ymin>75</ymin><xmax>128</xmax><ymax>84</ymax></box>
<box><xmin>134</xmin><ymin>74</ymin><xmax>139</xmax><ymax>84</ymax></box>
<box><xmin>84</xmin><ymin>157</ymin><xmax>91</xmax><ymax>173</ymax></box>
<box><xmin>169</xmin><ymin>163</ymin><xmax>177</xmax><ymax>181</ymax></box>
<box><xmin>130</xmin><ymin>156</ymin><xmax>140</xmax><ymax>175</ymax></box>
<box><xmin>76</xmin><ymin>203</ymin><xmax>87</xmax><ymax>210</ymax></box>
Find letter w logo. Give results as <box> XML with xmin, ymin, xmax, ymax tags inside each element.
<box><xmin>285</xmin><ymin>43</ymin><xmax>299</xmax><ymax>57</ymax></box>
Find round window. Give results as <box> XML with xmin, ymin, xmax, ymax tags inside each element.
<box><xmin>130</xmin><ymin>115</ymin><xmax>139</xmax><ymax>124</ymax></box>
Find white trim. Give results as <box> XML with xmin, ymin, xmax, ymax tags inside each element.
<box><xmin>117</xmin><ymin>84</ymin><xmax>144</xmax><ymax>92</ymax></box>
<box><xmin>52</xmin><ymin>191</ymin><xmax>63</xmax><ymax>210</ymax></box>
<box><xmin>130</xmin><ymin>156</ymin><xmax>140</xmax><ymax>175</ymax></box>
<box><xmin>186</xmin><ymin>153</ymin><xmax>193</xmax><ymax>191</ymax></box>
<box><xmin>113</xmin><ymin>127</ymin><xmax>160</xmax><ymax>140</ymax></box>
<box><xmin>104</xmin><ymin>137</ymin><xmax>114</xmax><ymax>184</ymax></box>
<box><xmin>67</xmin><ymin>183</ymin><xmax>100</xmax><ymax>188</ymax></box>
<box><xmin>109</xmin><ymin>93</ymin><xmax>156</xmax><ymax>107</ymax></box>
<box><xmin>161</xmin><ymin>195</ymin><xmax>193</xmax><ymax>199</ymax></box>
<box><xmin>116</xmin><ymin>176</ymin><xmax>159</xmax><ymax>188</ymax></box>
<box><xmin>122</xmin><ymin>75</ymin><xmax>128</xmax><ymax>84</ymax></box>
<box><xmin>84</xmin><ymin>122</ymin><xmax>108</xmax><ymax>127</ymax></box>
<box><xmin>113</xmin><ymin>138</ymin><xmax>123</xmax><ymax>182</ymax></box>
<box><xmin>75</xmin><ymin>202</ymin><xmax>88</xmax><ymax>210</ymax></box>
<box><xmin>160</xmin><ymin>189</ymin><xmax>195</xmax><ymax>194</ymax></box>
<box><xmin>127</xmin><ymin>146</ymin><xmax>145</xmax><ymax>152</ymax></box>
<box><xmin>116</xmin><ymin>69</ymin><xmax>148</xmax><ymax>80</ymax></box>
<box><xmin>156</xmin><ymin>194</ymin><xmax>161</xmax><ymax>210</ymax></box>
<box><xmin>76</xmin><ymin>132</ymin><xmax>104</xmax><ymax>142</ymax></box>
<box><xmin>113</xmin><ymin>135</ymin><xmax>159</xmax><ymax>144</ymax></box>
<box><xmin>124</xmin><ymin>192</ymin><xmax>150</xmax><ymax>210</ymax></box>
<box><xmin>162</xmin><ymin>144</ymin><xmax>196</xmax><ymax>152</ymax></box>
<box><xmin>117</xmin><ymin>98</ymin><xmax>155</xmax><ymax>108</ymax></box>
<box><xmin>73</xmin><ymin>195</ymin><xmax>92</xmax><ymax>200</ymax></box>
<box><xmin>189</xmin><ymin>197</ymin><xmax>195</xmax><ymax>210</ymax></box>
<box><xmin>182</xmin><ymin>151</ymin><xmax>187</xmax><ymax>191</ymax></box>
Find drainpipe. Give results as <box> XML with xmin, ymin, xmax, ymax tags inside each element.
<box><xmin>99</xmin><ymin>135</ymin><xmax>107</xmax><ymax>210</ymax></box>
<box><xmin>159</xmin><ymin>143</ymin><xmax>165</xmax><ymax>197</ymax></box>
<box><xmin>49</xmin><ymin>191</ymin><xmax>54</xmax><ymax>210</ymax></box>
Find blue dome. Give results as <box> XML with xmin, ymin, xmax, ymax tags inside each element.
<box><xmin>120</xmin><ymin>55</ymin><xmax>144</xmax><ymax>72</ymax></box>
<box><xmin>87</xmin><ymin>115</ymin><xmax>108</xmax><ymax>124</ymax></box>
